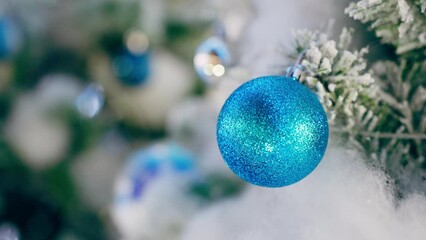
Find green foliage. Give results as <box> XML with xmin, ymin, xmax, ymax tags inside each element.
<box><xmin>289</xmin><ymin>0</ymin><xmax>426</xmax><ymax>195</ymax></box>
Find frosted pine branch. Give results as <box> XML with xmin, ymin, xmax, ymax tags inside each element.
<box><xmin>345</xmin><ymin>0</ymin><xmax>426</xmax><ymax>55</ymax></box>
<box><xmin>289</xmin><ymin>27</ymin><xmax>426</xmax><ymax>195</ymax></box>
<box><xmin>291</xmin><ymin>28</ymin><xmax>378</xmax><ymax>131</ymax></box>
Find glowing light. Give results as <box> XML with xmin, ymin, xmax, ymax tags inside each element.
<box><xmin>125</xmin><ymin>30</ymin><xmax>149</xmax><ymax>54</ymax></box>
<box><xmin>212</xmin><ymin>64</ymin><xmax>225</xmax><ymax>77</ymax></box>
<box><xmin>193</xmin><ymin>37</ymin><xmax>231</xmax><ymax>84</ymax></box>
<box><xmin>265</xmin><ymin>143</ymin><xmax>274</xmax><ymax>152</ymax></box>
<box><xmin>203</xmin><ymin>63</ymin><xmax>214</xmax><ymax>76</ymax></box>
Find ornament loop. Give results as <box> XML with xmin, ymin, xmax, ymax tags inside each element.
<box><xmin>214</xmin><ymin>18</ymin><xmax>227</xmax><ymax>41</ymax></box>
<box><xmin>285</xmin><ymin>51</ymin><xmax>306</xmax><ymax>80</ymax></box>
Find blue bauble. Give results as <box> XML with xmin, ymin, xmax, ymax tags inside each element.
<box><xmin>114</xmin><ymin>142</ymin><xmax>195</xmax><ymax>203</ymax></box>
<box><xmin>194</xmin><ymin>37</ymin><xmax>231</xmax><ymax>85</ymax></box>
<box><xmin>113</xmin><ymin>50</ymin><xmax>150</xmax><ymax>86</ymax></box>
<box><xmin>217</xmin><ymin>76</ymin><xmax>328</xmax><ymax>187</ymax></box>
<box><xmin>0</xmin><ymin>17</ymin><xmax>21</xmax><ymax>59</ymax></box>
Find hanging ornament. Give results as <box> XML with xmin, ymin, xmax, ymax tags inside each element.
<box><xmin>216</xmin><ymin>54</ymin><xmax>329</xmax><ymax>188</ymax></box>
<box><xmin>114</xmin><ymin>142</ymin><xmax>195</xmax><ymax>203</ymax></box>
<box><xmin>5</xmin><ymin>74</ymin><xmax>80</xmax><ymax>170</ymax></box>
<box><xmin>71</xmin><ymin>131</ymin><xmax>126</xmax><ymax>209</ymax></box>
<box><xmin>0</xmin><ymin>16</ymin><xmax>22</xmax><ymax>60</ymax></box>
<box><xmin>194</xmin><ymin>21</ymin><xmax>231</xmax><ymax>85</ymax></box>
<box><xmin>112</xmin><ymin>142</ymin><xmax>199</xmax><ymax>240</ymax></box>
<box><xmin>112</xmin><ymin>30</ymin><xmax>150</xmax><ymax>86</ymax></box>
<box><xmin>75</xmin><ymin>83</ymin><xmax>105</xmax><ymax>118</ymax></box>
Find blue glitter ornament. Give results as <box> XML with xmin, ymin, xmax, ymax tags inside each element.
<box><xmin>114</xmin><ymin>142</ymin><xmax>195</xmax><ymax>204</ymax></box>
<box><xmin>217</xmin><ymin>75</ymin><xmax>328</xmax><ymax>187</ymax></box>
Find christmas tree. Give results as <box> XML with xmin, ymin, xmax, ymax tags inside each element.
<box><xmin>0</xmin><ymin>0</ymin><xmax>425</xmax><ymax>239</ymax></box>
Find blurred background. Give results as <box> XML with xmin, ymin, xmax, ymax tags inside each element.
<box><xmin>0</xmin><ymin>0</ymin><xmax>425</xmax><ymax>239</ymax></box>
<box><xmin>0</xmin><ymin>0</ymin><xmax>253</xmax><ymax>239</ymax></box>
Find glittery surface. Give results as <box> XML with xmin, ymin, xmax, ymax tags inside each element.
<box><xmin>217</xmin><ymin>76</ymin><xmax>329</xmax><ymax>187</ymax></box>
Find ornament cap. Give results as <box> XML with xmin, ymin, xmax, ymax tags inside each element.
<box><xmin>285</xmin><ymin>51</ymin><xmax>306</xmax><ymax>80</ymax></box>
<box><xmin>285</xmin><ymin>65</ymin><xmax>304</xmax><ymax>80</ymax></box>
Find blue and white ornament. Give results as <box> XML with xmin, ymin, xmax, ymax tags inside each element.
<box><xmin>114</xmin><ymin>142</ymin><xmax>195</xmax><ymax>203</ymax></box>
<box><xmin>75</xmin><ymin>84</ymin><xmax>105</xmax><ymax>118</ymax></box>
<box><xmin>0</xmin><ymin>17</ymin><xmax>22</xmax><ymax>60</ymax></box>
<box><xmin>194</xmin><ymin>36</ymin><xmax>231</xmax><ymax>85</ymax></box>
<box><xmin>112</xmin><ymin>142</ymin><xmax>200</xmax><ymax>240</ymax></box>
<box><xmin>112</xmin><ymin>30</ymin><xmax>150</xmax><ymax>86</ymax></box>
<box><xmin>217</xmin><ymin>63</ymin><xmax>329</xmax><ymax>188</ymax></box>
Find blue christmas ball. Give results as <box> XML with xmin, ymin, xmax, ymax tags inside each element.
<box><xmin>112</xmin><ymin>30</ymin><xmax>150</xmax><ymax>86</ymax></box>
<box><xmin>194</xmin><ymin>37</ymin><xmax>231</xmax><ymax>85</ymax></box>
<box><xmin>114</xmin><ymin>142</ymin><xmax>195</xmax><ymax>204</ymax></box>
<box><xmin>217</xmin><ymin>76</ymin><xmax>329</xmax><ymax>187</ymax></box>
<box><xmin>113</xmin><ymin>50</ymin><xmax>150</xmax><ymax>86</ymax></box>
<box><xmin>0</xmin><ymin>17</ymin><xmax>21</xmax><ymax>59</ymax></box>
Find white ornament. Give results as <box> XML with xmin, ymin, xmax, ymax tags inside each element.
<box><xmin>71</xmin><ymin>145</ymin><xmax>123</xmax><ymax>209</ymax></box>
<box><xmin>111</xmin><ymin>142</ymin><xmax>201</xmax><ymax>240</ymax></box>
<box><xmin>5</xmin><ymin>74</ymin><xmax>81</xmax><ymax>169</ymax></box>
<box><xmin>90</xmin><ymin>50</ymin><xmax>194</xmax><ymax>129</ymax></box>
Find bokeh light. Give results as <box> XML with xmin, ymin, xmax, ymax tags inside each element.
<box><xmin>194</xmin><ymin>37</ymin><xmax>231</xmax><ymax>85</ymax></box>
<box><xmin>75</xmin><ymin>84</ymin><xmax>105</xmax><ymax>118</ymax></box>
<box><xmin>125</xmin><ymin>30</ymin><xmax>149</xmax><ymax>55</ymax></box>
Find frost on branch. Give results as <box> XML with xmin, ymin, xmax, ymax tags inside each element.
<box><xmin>371</xmin><ymin>60</ymin><xmax>426</xmax><ymax>194</ymax></box>
<box><xmin>345</xmin><ymin>0</ymin><xmax>426</xmax><ymax>55</ymax></box>
<box><xmin>291</xmin><ymin>28</ymin><xmax>378</xmax><ymax>131</ymax></box>
<box><xmin>290</xmin><ymin>28</ymin><xmax>426</xmax><ymax>195</ymax></box>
